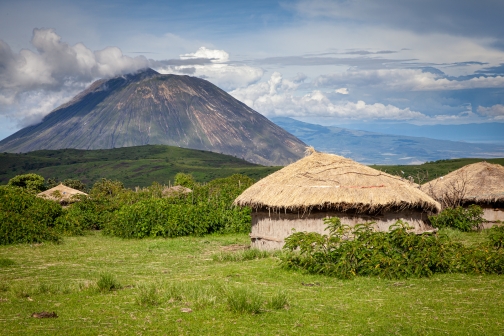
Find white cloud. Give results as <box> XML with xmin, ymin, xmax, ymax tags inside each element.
<box><xmin>155</xmin><ymin>47</ymin><xmax>263</xmax><ymax>91</ymax></box>
<box><xmin>0</xmin><ymin>28</ymin><xmax>148</xmax><ymax>125</ymax></box>
<box><xmin>180</xmin><ymin>46</ymin><xmax>229</xmax><ymax>63</ymax></box>
<box><xmin>316</xmin><ymin>69</ymin><xmax>504</xmax><ymax>91</ymax></box>
<box><xmin>477</xmin><ymin>104</ymin><xmax>504</xmax><ymax>119</ymax></box>
<box><xmin>335</xmin><ymin>88</ymin><xmax>349</xmax><ymax>94</ymax></box>
<box><xmin>231</xmin><ymin>72</ymin><xmax>427</xmax><ymax>120</ymax></box>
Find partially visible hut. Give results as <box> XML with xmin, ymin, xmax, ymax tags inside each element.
<box><xmin>234</xmin><ymin>150</ymin><xmax>441</xmax><ymax>250</ymax></box>
<box><xmin>37</xmin><ymin>184</ymin><xmax>87</xmax><ymax>205</ymax></box>
<box><xmin>162</xmin><ymin>185</ymin><xmax>192</xmax><ymax>197</ymax></box>
<box><xmin>421</xmin><ymin>162</ymin><xmax>504</xmax><ymax>227</ymax></box>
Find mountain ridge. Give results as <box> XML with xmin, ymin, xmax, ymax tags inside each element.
<box><xmin>0</xmin><ymin>69</ymin><xmax>306</xmax><ymax>166</ymax></box>
<box><xmin>271</xmin><ymin>117</ymin><xmax>504</xmax><ymax>164</ymax></box>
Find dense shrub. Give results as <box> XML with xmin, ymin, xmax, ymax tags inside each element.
<box><xmin>102</xmin><ymin>174</ymin><xmax>253</xmax><ymax>238</ymax></box>
<box><xmin>54</xmin><ymin>196</ymin><xmax>103</xmax><ymax>235</ymax></box>
<box><xmin>429</xmin><ymin>205</ymin><xmax>484</xmax><ymax>231</ymax></box>
<box><xmin>0</xmin><ymin>186</ymin><xmax>61</xmax><ymax>244</ymax></box>
<box><xmin>3</xmin><ymin>173</ymin><xmax>254</xmax><ymax>240</ymax></box>
<box><xmin>486</xmin><ymin>225</ymin><xmax>504</xmax><ymax>249</ymax></box>
<box><xmin>104</xmin><ymin>199</ymin><xmax>250</xmax><ymax>238</ymax></box>
<box><xmin>174</xmin><ymin>173</ymin><xmax>196</xmax><ymax>189</ymax></box>
<box><xmin>8</xmin><ymin>173</ymin><xmax>46</xmax><ymax>193</ymax></box>
<box><xmin>55</xmin><ymin>179</ymin><xmax>131</xmax><ymax>233</ymax></box>
<box><xmin>281</xmin><ymin>217</ymin><xmax>504</xmax><ymax>279</ymax></box>
<box><xmin>90</xmin><ymin>178</ymin><xmax>125</xmax><ymax>198</ymax></box>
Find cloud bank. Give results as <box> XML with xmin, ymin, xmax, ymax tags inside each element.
<box><xmin>156</xmin><ymin>47</ymin><xmax>263</xmax><ymax>91</ymax></box>
<box><xmin>315</xmin><ymin>69</ymin><xmax>504</xmax><ymax>91</ymax></box>
<box><xmin>230</xmin><ymin>72</ymin><xmax>426</xmax><ymax>120</ymax></box>
<box><xmin>0</xmin><ymin>28</ymin><xmax>148</xmax><ymax>126</ymax></box>
<box><xmin>0</xmin><ymin>31</ymin><xmax>263</xmax><ymax>127</ymax></box>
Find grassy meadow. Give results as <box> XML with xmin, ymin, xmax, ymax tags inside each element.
<box><xmin>1</xmin><ymin>230</ymin><xmax>503</xmax><ymax>335</ymax></box>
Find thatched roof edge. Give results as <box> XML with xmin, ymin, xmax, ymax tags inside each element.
<box><xmin>234</xmin><ymin>152</ymin><xmax>441</xmax><ymax>213</ymax></box>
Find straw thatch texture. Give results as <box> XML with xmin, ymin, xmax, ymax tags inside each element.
<box><xmin>162</xmin><ymin>185</ymin><xmax>192</xmax><ymax>197</ymax></box>
<box><xmin>421</xmin><ymin>162</ymin><xmax>504</xmax><ymax>205</ymax></box>
<box><xmin>37</xmin><ymin>184</ymin><xmax>87</xmax><ymax>204</ymax></box>
<box><xmin>234</xmin><ymin>152</ymin><xmax>441</xmax><ymax>213</ymax></box>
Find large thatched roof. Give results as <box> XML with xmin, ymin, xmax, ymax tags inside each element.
<box><xmin>37</xmin><ymin>184</ymin><xmax>87</xmax><ymax>204</ymax></box>
<box><xmin>234</xmin><ymin>151</ymin><xmax>440</xmax><ymax>213</ymax></box>
<box><xmin>421</xmin><ymin>161</ymin><xmax>504</xmax><ymax>204</ymax></box>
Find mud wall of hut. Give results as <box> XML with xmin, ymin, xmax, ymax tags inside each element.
<box><xmin>250</xmin><ymin>210</ymin><xmax>433</xmax><ymax>250</ymax></box>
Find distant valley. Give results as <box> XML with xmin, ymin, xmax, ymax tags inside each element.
<box><xmin>271</xmin><ymin>117</ymin><xmax>504</xmax><ymax>165</ymax></box>
<box><xmin>330</xmin><ymin>122</ymin><xmax>504</xmax><ymax>144</ymax></box>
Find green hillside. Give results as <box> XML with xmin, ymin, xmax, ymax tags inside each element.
<box><xmin>371</xmin><ymin>158</ymin><xmax>504</xmax><ymax>183</ymax></box>
<box><xmin>2</xmin><ymin>145</ymin><xmax>503</xmax><ymax>188</ymax></box>
<box><xmin>0</xmin><ymin>145</ymin><xmax>281</xmax><ymax>188</ymax></box>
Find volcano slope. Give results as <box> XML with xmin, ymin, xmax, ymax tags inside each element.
<box><xmin>0</xmin><ymin>69</ymin><xmax>305</xmax><ymax>166</ymax></box>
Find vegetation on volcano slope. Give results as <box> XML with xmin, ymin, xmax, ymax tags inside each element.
<box><xmin>0</xmin><ymin>145</ymin><xmax>281</xmax><ymax>188</ymax></box>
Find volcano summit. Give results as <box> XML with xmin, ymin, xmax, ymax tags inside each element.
<box><xmin>0</xmin><ymin>69</ymin><xmax>306</xmax><ymax>166</ymax></box>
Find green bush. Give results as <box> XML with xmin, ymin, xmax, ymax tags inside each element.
<box><xmin>429</xmin><ymin>205</ymin><xmax>484</xmax><ymax>231</ymax></box>
<box><xmin>174</xmin><ymin>173</ymin><xmax>196</xmax><ymax>189</ymax></box>
<box><xmin>0</xmin><ymin>186</ymin><xmax>61</xmax><ymax>245</ymax></box>
<box><xmin>90</xmin><ymin>178</ymin><xmax>125</xmax><ymax>198</ymax></box>
<box><xmin>281</xmin><ymin>217</ymin><xmax>504</xmax><ymax>279</ymax></box>
<box><xmin>103</xmin><ymin>174</ymin><xmax>254</xmax><ymax>239</ymax></box>
<box><xmin>104</xmin><ymin>200</ymin><xmax>221</xmax><ymax>238</ymax></box>
<box><xmin>46</xmin><ymin>178</ymin><xmax>87</xmax><ymax>192</ymax></box>
<box><xmin>487</xmin><ymin>225</ymin><xmax>504</xmax><ymax>249</ymax></box>
<box><xmin>8</xmin><ymin>173</ymin><xmax>46</xmax><ymax>193</ymax></box>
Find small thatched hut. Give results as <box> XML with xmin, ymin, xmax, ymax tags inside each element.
<box><xmin>234</xmin><ymin>150</ymin><xmax>441</xmax><ymax>250</ymax></box>
<box><xmin>421</xmin><ymin>162</ymin><xmax>504</xmax><ymax>227</ymax></box>
<box><xmin>37</xmin><ymin>184</ymin><xmax>87</xmax><ymax>205</ymax></box>
<box><xmin>162</xmin><ymin>185</ymin><xmax>192</xmax><ymax>197</ymax></box>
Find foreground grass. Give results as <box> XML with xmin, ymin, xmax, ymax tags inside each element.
<box><xmin>1</xmin><ymin>232</ymin><xmax>503</xmax><ymax>335</ymax></box>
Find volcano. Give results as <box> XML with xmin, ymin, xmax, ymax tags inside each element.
<box><xmin>0</xmin><ymin>69</ymin><xmax>306</xmax><ymax>166</ymax></box>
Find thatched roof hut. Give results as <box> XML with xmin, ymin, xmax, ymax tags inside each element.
<box><xmin>37</xmin><ymin>184</ymin><xmax>87</xmax><ymax>205</ymax></box>
<box><xmin>421</xmin><ymin>161</ymin><xmax>504</xmax><ymax>226</ymax></box>
<box><xmin>162</xmin><ymin>185</ymin><xmax>192</xmax><ymax>197</ymax></box>
<box><xmin>234</xmin><ymin>150</ymin><xmax>441</xmax><ymax>249</ymax></box>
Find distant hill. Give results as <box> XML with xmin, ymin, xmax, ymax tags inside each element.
<box><xmin>0</xmin><ymin>69</ymin><xmax>306</xmax><ymax>166</ymax></box>
<box><xmin>0</xmin><ymin>145</ymin><xmax>281</xmax><ymax>188</ymax></box>
<box><xmin>271</xmin><ymin>117</ymin><xmax>504</xmax><ymax>165</ymax></box>
<box><xmin>1</xmin><ymin>145</ymin><xmax>502</xmax><ymax>188</ymax></box>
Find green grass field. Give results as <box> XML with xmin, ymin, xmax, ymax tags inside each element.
<box><xmin>1</xmin><ymin>231</ymin><xmax>503</xmax><ymax>335</ymax></box>
<box><xmin>0</xmin><ymin>145</ymin><xmax>281</xmax><ymax>188</ymax></box>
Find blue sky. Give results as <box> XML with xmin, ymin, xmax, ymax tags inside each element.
<box><xmin>1</xmin><ymin>0</ymin><xmax>504</xmax><ymax>140</ymax></box>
